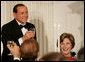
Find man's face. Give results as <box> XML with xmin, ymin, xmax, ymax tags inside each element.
<box><xmin>14</xmin><ymin>6</ymin><xmax>28</xmax><ymax>24</ymax></box>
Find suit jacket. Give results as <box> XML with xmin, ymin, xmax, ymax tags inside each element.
<box><xmin>1</xmin><ymin>19</ymin><xmax>36</xmax><ymax>61</ymax></box>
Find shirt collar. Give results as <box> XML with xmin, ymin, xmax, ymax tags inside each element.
<box><xmin>16</xmin><ymin>19</ymin><xmax>26</xmax><ymax>26</ymax></box>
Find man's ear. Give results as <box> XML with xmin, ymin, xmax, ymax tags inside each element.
<box><xmin>13</xmin><ymin>12</ymin><xmax>16</xmax><ymax>18</ymax></box>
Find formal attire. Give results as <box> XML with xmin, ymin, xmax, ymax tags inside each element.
<box><xmin>1</xmin><ymin>19</ymin><xmax>36</xmax><ymax>61</ymax></box>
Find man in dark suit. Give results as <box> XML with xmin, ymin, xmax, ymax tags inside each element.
<box><xmin>1</xmin><ymin>4</ymin><xmax>36</xmax><ymax>61</ymax></box>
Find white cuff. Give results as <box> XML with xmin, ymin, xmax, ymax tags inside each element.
<box><xmin>14</xmin><ymin>57</ymin><xmax>20</xmax><ymax>61</ymax></box>
<box><xmin>18</xmin><ymin>37</ymin><xmax>23</xmax><ymax>45</ymax></box>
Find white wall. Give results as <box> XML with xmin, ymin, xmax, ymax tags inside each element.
<box><xmin>1</xmin><ymin>1</ymin><xmax>84</xmax><ymax>57</ymax></box>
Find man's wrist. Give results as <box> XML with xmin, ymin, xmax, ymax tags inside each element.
<box><xmin>18</xmin><ymin>37</ymin><xmax>23</xmax><ymax>45</ymax></box>
<box><xmin>22</xmin><ymin>36</ymin><xmax>25</xmax><ymax>41</ymax></box>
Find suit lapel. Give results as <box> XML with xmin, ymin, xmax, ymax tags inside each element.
<box><xmin>12</xmin><ymin>19</ymin><xmax>23</xmax><ymax>37</ymax></box>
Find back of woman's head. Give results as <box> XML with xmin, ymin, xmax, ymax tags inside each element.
<box><xmin>77</xmin><ymin>47</ymin><xmax>84</xmax><ymax>61</ymax></box>
<box><xmin>40</xmin><ymin>52</ymin><xmax>68</xmax><ymax>61</ymax></box>
<box><xmin>20</xmin><ymin>39</ymin><xmax>39</xmax><ymax>61</ymax></box>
